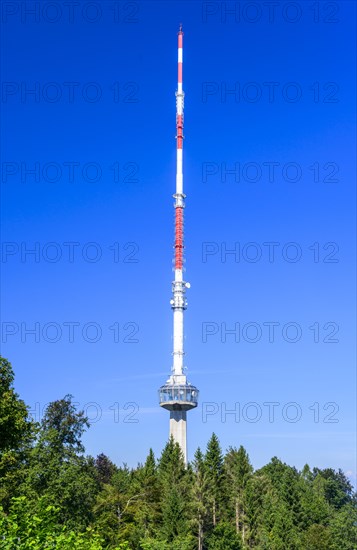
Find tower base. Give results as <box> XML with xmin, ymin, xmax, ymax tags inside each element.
<box><xmin>170</xmin><ymin>409</ymin><xmax>187</xmax><ymax>463</ymax></box>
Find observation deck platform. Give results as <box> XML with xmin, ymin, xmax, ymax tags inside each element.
<box><xmin>158</xmin><ymin>383</ymin><xmax>199</xmax><ymax>411</ymax></box>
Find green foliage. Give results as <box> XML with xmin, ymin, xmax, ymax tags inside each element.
<box><xmin>204</xmin><ymin>433</ymin><xmax>224</xmax><ymax>528</ymax></box>
<box><xmin>129</xmin><ymin>449</ymin><xmax>161</xmax><ymax>542</ymax></box>
<box><xmin>0</xmin><ymin>356</ymin><xmax>36</xmax><ymax>510</ymax></box>
<box><xmin>312</xmin><ymin>467</ymin><xmax>355</xmax><ymax>509</ymax></box>
<box><xmin>299</xmin><ymin>464</ymin><xmax>332</xmax><ymax>529</ymax></box>
<box><xmin>39</xmin><ymin>394</ymin><xmax>89</xmax><ymax>456</ymax></box>
<box><xmin>95</xmin><ymin>453</ymin><xmax>118</xmax><ymax>485</ymax></box>
<box><xmin>157</xmin><ymin>438</ymin><xmax>191</xmax><ymax>542</ymax></box>
<box><xmin>1</xmin><ymin>356</ymin><xmax>357</xmax><ymax>550</ymax></box>
<box><xmin>19</xmin><ymin>395</ymin><xmax>99</xmax><ymax>530</ymax></box>
<box><xmin>328</xmin><ymin>503</ymin><xmax>357</xmax><ymax>549</ymax></box>
<box><xmin>0</xmin><ymin>356</ymin><xmax>29</xmax><ymax>452</ymax></box>
<box><xmin>223</xmin><ymin>446</ymin><xmax>252</xmax><ymax>539</ymax></box>
<box><xmin>93</xmin><ymin>464</ymin><xmax>141</xmax><ymax>547</ymax></box>
<box><xmin>206</xmin><ymin>522</ymin><xmax>243</xmax><ymax>549</ymax></box>
<box><xmin>139</xmin><ymin>534</ymin><xmax>195</xmax><ymax>549</ymax></box>
<box><xmin>300</xmin><ymin>523</ymin><xmax>332</xmax><ymax>549</ymax></box>
<box><xmin>0</xmin><ymin>496</ymin><xmax>109</xmax><ymax>549</ymax></box>
<box><xmin>190</xmin><ymin>447</ymin><xmax>209</xmax><ymax>548</ymax></box>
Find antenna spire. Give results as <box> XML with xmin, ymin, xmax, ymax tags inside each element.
<box><xmin>158</xmin><ymin>28</ymin><xmax>199</xmax><ymax>465</ymax></box>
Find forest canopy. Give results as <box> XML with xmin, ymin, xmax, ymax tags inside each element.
<box><xmin>0</xmin><ymin>356</ymin><xmax>356</xmax><ymax>549</ymax></box>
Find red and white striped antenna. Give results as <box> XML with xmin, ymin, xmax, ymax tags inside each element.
<box><xmin>159</xmin><ymin>27</ymin><xmax>199</xmax><ymax>464</ymax></box>
<box><xmin>172</xmin><ymin>24</ymin><xmax>187</xmax><ymax>376</ymax></box>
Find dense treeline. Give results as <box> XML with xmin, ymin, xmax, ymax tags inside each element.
<box><xmin>1</xmin><ymin>356</ymin><xmax>356</xmax><ymax>549</ymax></box>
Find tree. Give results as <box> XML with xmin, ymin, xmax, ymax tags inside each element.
<box><xmin>191</xmin><ymin>447</ymin><xmax>209</xmax><ymax>550</ymax></box>
<box><xmin>140</xmin><ymin>535</ymin><xmax>195</xmax><ymax>550</ymax></box>
<box><xmin>328</xmin><ymin>503</ymin><xmax>357</xmax><ymax>549</ymax></box>
<box><xmin>299</xmin><ymin>464</ymin><xmax>332</xmax><ymax>529</ymax></box>
<box><xmin>244</xmin><ymin>472</ymin><xmax>273</xmax><ymax>546</ymax></box>
<box><xmin>259</xmin><ymin>457</ymin><xmax>303</xmax><ymax>530</ymax></box>
<box><xmin>223</xmin><ymin>446</ymin><xmax>253</xmax><ymax>541</ymax></box>
<box><xmin>204</xmin><ymin>433</ymin><xmax>224</xmax><ymax>528</ymax></box>
<box><xmin>40</xmin><ymin>394</ymin><xmax>89</xmax><ymax>457</ymax></box>
<box><xmin>132</xmin><ymin>449</ymin><xmax>161</xmax><ymax>540</ymax></box>
<box><xmin>157</xmin><ymin>437</ymin><xmax>191</xmax><ymax>543</ymax></box>
<box><xmin>95</xmin><ymin>453</ymin><xmax>118</xmax><ymax>485</ymax></box>
<box><xmin>301</xmin><ymin>523</ymin><xmax>332</xmax><ymax>549</ymax></box>
<box><xmin>0</xmin><ymin>495</ymin><xmax>109</xmax><ymax>549</ymax></box>
<box><xmin>0</xmin><ymin>356</ymin><xmax>36</xmax><ymax>509</ymax></box>
<box><xmin>0</xmin><ymin>356</ymin><xmax>36</xmax><ymax>452</ymax></box>
<box><xmin>206</xmin><ymin>522</ymin><xmax>243</xmax><ymax>549</ymax></box>
<box><xmin>3</xmin><ymin>358</ymin><xmax>357</xmax><ymax>549</ymax></box>
<box><xmin>312</xmin><ymin>467</ymin><xmax>355</xmax><ymax>509</ymax></box>
<box><xmin>21</xmin><ymin>395</ymin><xmax>99</xmax><ymax>530</ymax></box>
<box><xmin>93</xmin><ymin>464</ymin><xmax>141</xmax><ymax>546</ymax></box>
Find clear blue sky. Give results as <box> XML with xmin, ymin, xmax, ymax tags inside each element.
<box><xmin>1</xmin><ymin>1</ymin><xmax>356</xmax><ymax>481</ymax></box>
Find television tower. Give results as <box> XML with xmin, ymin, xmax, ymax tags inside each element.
<box><xmin>158</xmin><ymin>26</ymin><xmax>199</xmax><ymax>464</ymax></box>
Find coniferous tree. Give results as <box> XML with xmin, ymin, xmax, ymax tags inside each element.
<box><xmin>261</xmin><ymin>492</ymin><xmax>299</xmax><ymax>549</ymax></box>
<box><xmin>328</xmin><ymin>502</ymin><xmax>357</xmax><ymax>549</ymax></box>
<box><xmin>131</xmin><ymin>449</ymin><xmax>161</xmax><ymax>543</ymax></box>
<box><xmin>191</xmin><ymin>447</ymin><xmax>209</xmax><ymax>550</ymax></box>
<box><xmin>206</xmin><ymin>522</ymin><xmax>243</xmax><ymax>549</ymax></box>
<box><xmin>2</xmin><ymin>357</ymin><xmax>357</xmax><ymax>549</ymax></box>
<box><xmin>95</xmin><ymin>453</ymin><xmax>118</xmax><ymax>485</ymax></box>
<box><xmin>94</xmin><ymin>463</ymin><xmax>143</xmax><ymax>547</ymax></box>
<box><xmin>157</xmin><ymin>437</ymin><xmax>191</xmax><ymax>544</ymax></box>
<box><xmin>259</xmin><ymin>457</ymin><xmax>304</xmax><ymax>531</ymax></box>
<box><xmin>301</xmin><ymin>523</ymin><xmax>332</xmax><ymax>549</ymax></box>
<box><xmin>312</xmin><ymin>467</ymin><xmax>355</xmax><ymax>510</ymax></box>
<box><xmin>204</xmin><ymin>433</ymin><xmax>224</xmax><ymax>529</ymax></box>
<box><xmin>299</xmin><ymin>464</ymin><xmax>331</xmax><ymax>530</ymax></box>
<box><xmin>244</xmin><ymin>472</ymin><xmax>272</xmax><ymax>546</ymax></box>
<box><xmin>223</xmin><ymin>445</ymin><xmax>253</xmax><ymax>541</ymax></box>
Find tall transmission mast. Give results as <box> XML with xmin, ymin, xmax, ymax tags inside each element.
<box><xmin>158</xmin><ymin>26</ymin><xmax>199</xmax><ymax>464</ymax></box>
